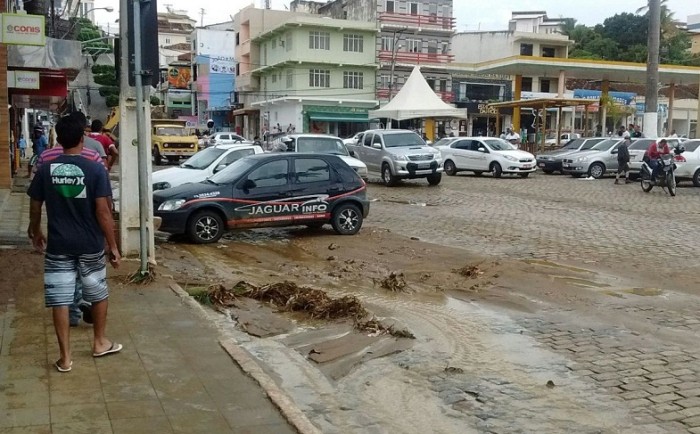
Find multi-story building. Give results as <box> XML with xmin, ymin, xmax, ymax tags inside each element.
<box><xmin>233</xmin><ymin>6</ymin><xmax>377</xmax><ymax>139</ymax></box>
<box><xmin>689</xmin><ymin>14</ymin><xmax>700</xmax><ymax>55</ymax></box>
<box><xmin>292</xmin><ymin>0</ymin><xmax>456</xmax><ymax>107</ymax></box>
<box><xmin>157</xmin><ymin>9</ymin><xmax>197</xmax><ymax>69</ymax></box>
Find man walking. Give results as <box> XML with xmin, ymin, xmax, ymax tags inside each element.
<box><xmin>27</xmin><ymin>115</ymin><xmax>122</xmax><ymax>372</ymax></box>
<box><xmin>615</xmin><ymin>132</ymin><xmax>632</xmax><ymax>185</ymax></box>
<box><xmin>89</xmin><ymin>119</ymin><xmax>119</xmax><ymax>171</ymax></box>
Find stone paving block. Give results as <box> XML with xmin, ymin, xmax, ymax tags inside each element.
<box><xmin>599</xmin><ymin>380</ymin><xmax>623</xmax><ymax>388</ymax></box>
<box><xmin>625</xmin><ymin>398</ymin><xmax>652</xmax><ymax>409</ymax></box>
<box><xmin>111</xmin><ymin>416</ymin><xmax>174</xmax><ymax>434</ymax></box>
<box><xmin>645</xmin><ymin>386</ymin><xmax>676</xmax><ymax>396</ymax></box>
<box><xmin>615</xmin><ymin>357</ymin><xmax>639</xmax><ymax>364</ymax></box>
<box><xmin>650</xmin><ymin>402</ymin><xmax>682</xmax><ymax>414</ymax></box>
<box><xmin>618</xmin><ymin>369</ymin><xmax>650</xmax><ymax>377</ymax></box>
<box><xmin>620</xmin><ymin>390</ymin><xmax>652</xmax><ymax>401</ymax></box>
<box><xmin>677</xmin><ymin>398</ymin><xmax>700</xmax><ymax>409</ymax></box>
<box><xmin>679</xmin><ymin>389</ymin><xmax>700</xmax><ymax>399</ymax></box>
<box><xmin>670</xmin><ymin>369</ymin><xmax>695</xmax><ymax>377</ymax></box>
<box><xmin>654</xmin><ymin>411</ymin><xmax>686</xmax><ymax>422</ymax></box>
<box><xmin>689</xmin><ymin>427</ymin><xmax>700</xmax><ymax>434</ymax></box>
<box><xmin>592</xmin><ymin>372</ymin><xmax>619</xmax><ymax>382</ymax></box>
<box><xmin>620</xmin><ymin>383</ymin><xmax>649</xmax><ymax>392</ymax></box>
<box><xmin>678</xmin><ymin>382</ymin><xmax>700</xmax><ymax>391</ymax></box>
<box><xmin>642</xmin><ymin>364</ymin><xmax>669</xmax><ymax>373</ymax></box>
<box><xmin>651</xmin><ymin>377</ymin><xmax>682</xmax><ymax>387</ymax></box>
<box><xmin>684</xmin><ymin>416</ymin><xmax>700</xmax><ymax>428</ymax></box>
<box><xmin>645</xmin><ymin>371</ymin><xmax>674</xmax><ymax>381</ymax></box>
<box><xmin>648</xmin><ymin>393</ymin><xmax>683</xmax><ymax>404</ymax></box>
<box><xmin>680</xmin><ymin>407</ymin><xmax>700</xmax><ymax>418</ymax></box>
<box><xmin>622</xmin><ymin>376</ymin><xmax>647</xmax><ymax>384</ymax></box>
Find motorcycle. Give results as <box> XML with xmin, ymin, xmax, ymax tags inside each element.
<box><xmin>640</xmin><ymin>147</ymin><xmax>684</xmax><ymax>197</ymax></box>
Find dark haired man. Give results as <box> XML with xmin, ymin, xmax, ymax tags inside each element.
<box><xmin>27</xmin><ymin>115</ymin><xmax>122</xmax><ymax>372</ymax></box>
<box><xmin>90</xmin><ymin>119</ymin><xmax>119</xmax><ymax>171</ymax></box>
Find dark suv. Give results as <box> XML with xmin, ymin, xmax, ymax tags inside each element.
<box><xmin>154</xmin><ymin>153</ymin><xmax>370</xmax><ymax>243</ymax></box>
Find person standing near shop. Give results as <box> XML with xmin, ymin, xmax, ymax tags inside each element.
<box><xmin>28</xmin><ymin>126</ymin><xmax>49</xmax><ymax>177</ymax></box>
<box><xmin>615</xmin><ymin>132</ymin><xmax>632</xmax><ymax>185</ymax></box>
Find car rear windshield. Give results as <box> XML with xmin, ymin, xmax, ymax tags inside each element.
<box><xmin>629</xmin><ymin>139</ymin><xmax>654</xmax><ymax>150</ymax></box>
<box><xmin>683</xmin><ymin>141</ymin><xmax>700</xmax><ymax>152</ymax></box>
<box><xmin>383</xmin><ymin>132</ymin><xmax>425</xmax><ymax>148</ymax></box>
<box><xmin>590</xmin><ymin>139</ymin><xmax>619</xmax><ymax>151</ymax></box>
<box><xmin>181</xmin><ymin>147</ymin><xmax>226</xmax><ymax>170</ymax></box>
<box><xmin>484</xmin><ymin>139</ymin><xmax>515</xmax><ymax>151</ymax></box>
<box><xmin>432</xmin><ymin>138</ymin><xmax>453</xmax><ymax>147</ymax></box>
<box><xmin>208</xmin><ymin>157</ymin><xmax>258</xmax><ymax>184</ymax></box>
<box><xmin>296</xmin><ymin>137</ymin><xmax>348</xmax><ymax>156</ymax></box>
<box><xmin>563</xmin><ymin>139</ymin><xmax>585</xmax><ymax>149</ymax></box>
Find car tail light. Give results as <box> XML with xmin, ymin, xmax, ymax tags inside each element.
<box><xmin>674</xmin><ymin>155</ymin><xmax>686</xmax><ymax>162</ymax></box>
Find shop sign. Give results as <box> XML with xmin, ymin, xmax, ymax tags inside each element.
<box><xmin>477</xmin><ymin>103</ymin><xmax>498</xmax><ymax>115</ymax></box>
<box><xmin>0</xmin><ymin>13</ymin><xmax>46</xmax><ymax>46</ymax></box>
<box><xmin>8</xmin><ymin>70</ymin><xmax>40</xmax><ymax>89</ymax></box>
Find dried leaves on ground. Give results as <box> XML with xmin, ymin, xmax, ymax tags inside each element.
<box><xmin>454</xmin><ymin>264</ymin><xmax>484</xmax><ymax>279</ymax></box>
<box><xmin>376</xmin><ymin>272</ymin><xmax>408</xmax><ymax>292</ymax></box>
<box><xmin>197</xmin><ymin>280</ymin><xmax>414</xmax><ymax>339</ymax></box>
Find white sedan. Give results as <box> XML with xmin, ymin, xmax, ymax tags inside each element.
<box><xmin>152</xmin><ymin>143</ymin><xmax>263</xmax><ymax>191</ymax></box>
<box><xmin>435</xmin><ymin>137</ymin><xmax>537</xmax><ymax>178</ymax></box>
<box><xmin>674</xmin><ymin>139</ymin><xmax>700</xmax><ymax>187</ymax></box>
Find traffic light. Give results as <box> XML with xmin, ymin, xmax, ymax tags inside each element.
<box><xmin>207</xmin><ymin>119</ymin><xmax>215</xmax><ymax>129</ymax></box>
<box><xmin>127</xmin><ymin>0</ymin><xmax>159</xmax><ymax>87</ymax></box>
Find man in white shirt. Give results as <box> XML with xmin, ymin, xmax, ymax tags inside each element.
<box><xmin>504</xmin><ymin>126</ymin><xmax>521</xmax><ymax>148</ymax></box>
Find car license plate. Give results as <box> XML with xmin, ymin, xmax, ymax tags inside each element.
<box><xmin>538</xmin><ymin>163</ymin><xmax>545</xmax><ymax>168</ymax></box>
<box><xmin>564</xmin><ymin>164</ymin><xmax>571</xmax><ymax>168</ymax></box>
<box><xmin>522</xmin><ymin>165</ymin><xmax>532</xmax><ymax>170</ymax></box>
<box><xmin>418</xmin><ymin>164</ymin><xmax>430</xmax><ymax>170</ymax></box>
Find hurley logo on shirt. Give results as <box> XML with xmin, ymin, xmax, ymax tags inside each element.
<box><xmin>50</xmin><ymin>163</ymin><xmax>87</xmax><ymax>199</ymax></box>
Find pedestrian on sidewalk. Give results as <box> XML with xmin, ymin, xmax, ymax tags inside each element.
<box><xmin>615</xmin><ymin>132</ymin><xmax>632</xmax><ymax>185</ymax></box>
<box><xmin>89</xmin><ymin>119</ymin><xmax>119</xmax><ymax>171</ymax></box>
<box><xmin>18</xmin><ymin>134</ymin><xmax>26</xmax><ymax>159</ymax></box>
<box><xmin>28</xmin><ymin>126</ymin><xmax>48</xmax><ymax>178</ymax></box>
<box><xmin>27</xmin><ymin>114</ymin><xmax>122</xmax><ymax>373</ymax></box>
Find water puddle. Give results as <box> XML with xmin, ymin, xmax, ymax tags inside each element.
<box><xmin>624</xmin><ymin>287</ymin><xmax>665</xmax><ymax>297</ymax></box>
<box><xmin>523</xmin><ymin>259</ymin><xmax>593</xmax><ymax>274</ymax></box>
<box><xmin>552</xmin><ymin>275</ymin><xmax>611</xmax><ymax>288</ymax></box>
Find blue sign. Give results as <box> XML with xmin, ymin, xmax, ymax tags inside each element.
<box><xmin>573</xmin><ymin>89</ymin><xmax>636</xmax><ymax>105</ymax></box>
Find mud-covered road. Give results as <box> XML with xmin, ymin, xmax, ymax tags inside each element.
<box><xmin>158</xmin><ymin>173</ymin><xmax>700</xmax><ymax>434</ymax></box>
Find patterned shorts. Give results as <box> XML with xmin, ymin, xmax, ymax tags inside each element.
<box><xmin>44</xmin><ymin>252</ymin><xmax>109</xmax><ymax>307</ymax></box>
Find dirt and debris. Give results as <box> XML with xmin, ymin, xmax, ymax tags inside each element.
<box><xmin>376</xmin><ymin>272</ymin><xmax>408</xmax><ymax>292</ymax></box>
<box><xmin>454</xmin><ymin>264</ymin><xmax>484</xmax><ymax>279</ymax></box>
<box><xmin>328</xmin><ymin>243</ymin><xmax>340</xmax><ymax>251</ymax></box>
<box><xmin>444</xmin><ymin>366</ymin><xmax>464</xmax><ymax>374</ymax></box>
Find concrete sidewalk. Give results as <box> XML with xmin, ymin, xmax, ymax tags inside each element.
<box><xmin>0</xmin><ymin>190</ymin><xmax>299</xmax><ymax>433</ymax></box>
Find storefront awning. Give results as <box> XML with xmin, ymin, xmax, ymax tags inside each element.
<box><xmin>307</xmin><ymin>112</ymin><xmax>368</xmax><ymax>123</ymax></box>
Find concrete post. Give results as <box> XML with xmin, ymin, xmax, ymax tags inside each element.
<box><xmin>557</xmin><ymin>70</ymin><xmax>565</xmax><ymax>98</ymax></box>
<box><xmin>118</xmin><ymin>0</ymin><xmax>155</xmax><ymax>260</ymax></box>
<box><xmin>0</xmin><ymin>0</ymin><xmax>11</xmax><ymax>190</ymax></box>
<box><xmin>601</xmin><ymin>80</ymin><xmax>609</xmax><ymax>136</ymax></box>
<box><xmin>667</xmin><ymin>83</ymin><xmax>675</xmax><ymax>136</ymax></box>
<box><xmin>513</xmin><ymin>75</ymin><xmax>522</xmax><ymax>134</ymax></box>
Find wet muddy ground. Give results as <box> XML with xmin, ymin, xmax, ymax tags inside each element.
<box><xmin>155</xmin><ymin>174</ymin><xmax>700</xmax><ymax>433</ymax></box>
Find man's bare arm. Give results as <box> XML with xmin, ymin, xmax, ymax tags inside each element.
<box><xmin>28</xmin><ymin>199</ymin><xmax>43</xmax><ymax>237</ymax></box>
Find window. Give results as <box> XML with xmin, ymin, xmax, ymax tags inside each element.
<box><xmin>426</xmin><ymin>78</ymin><xmax>435</xmax><ymax>90</ymax></box>
<box><xmin>272</xmin><ymin>39</ymin><xmax>277</xmax><ymax>49</ymax></box>
<box><xmin>439</xmin><ymin>79</ymin><xmax>447</xmax><ymax>92</ymax></box>
<box><xmin>379</xmin><ymin>74</ymin><xmax>390</xmax><ymax>89</ymax></box>
<box><xmin>165</xmin><ymin>38</ymin><xmax>171</xmax><ymax>44</ymax></box>
<box><xmin>409</xmin><ymin>2</ymin><xmax>419</xmax><ymax>15</ymax></box>
<box><xmin>271</xmin><ymin>73</ymin><xmax>277</xmax><ymax>84</ymax></box>
<box><xmin>364</xmin><ymin>133</ymin><xmax>373</xmax><ymax>147</ymax></box>
<box><xmin>520</xmin><ymin>43</ymin><xmax>533</xmax><ymax>56</ymax></box>
<box><xmin>521</xmin><ymin>77</ymin><xmax>533</xmax><ymax>92</ymax></box>
<box><xmin>343</xmin><ymin>34</ymin><xmax>364</xmax><ymax>52</ymax></box>
<box><xmin>540</xmin><ymin>79</ymin><xmax>551</xmax><ymax>93</ymax></box>
<box><xmin>309</xmin><ymin>69</ymin><xmax>330</xmax><ymax>87</ymax></box>
<box><xmin>222</xmin><ymin>149</ymin><xmax>255</xmax><ymax>166</ymax></box>
<box><xmin>185</xmin><ymin>37</ymin><xmax>191</xmax><ymax>43</ymax></box>
<box><xmin>386</xmin><ymin>0</ymin><xmax>394</xmax><ymax>13</ymax></box>
<box><xmin>406</xmin><ymin>39</ymin><xmax>421</xmax><ymax>52</ymax></box>
<box><xmin>452</xmin><ymin>140</ymin><xmax>470</xmax><ymax>150</ymax></box>
<box><xmin>309</xmin><ymin>31</ymin><xmax>330</xmax><ymax>50</ymax></box>
<box><xmin>294</xmin><ymin>159</ymin><xmax>331</xmax><ymax>184</ymax></box>
<box><xmin>247</xmin><ymin>160</ymin><xmax>289</xmax><ymax>188</ymax></box>
<box><xmin>236</xmin><ymin>33</ymin><xmax>240</xmax><ymax>46</ymax></box>
<box><xmin>468</xmin><ymin>140</ymin><xmax>485</xmax><ymax>151</ymax></box>
<box><xmin>343</xmin><ymin>71</ymin><xmax>363</xmax><ymax>89</ymax></box>
<box><xmin>381</xmin><ymin>36</ymin><xmax>393</xmax><ymax>52</ymax></box>
<box><xmin>427</xmin><ymin>41</ymin><xmax>438</xmax><ymax>54</ymax></box>
<box><xmin>286</xmin><ymin>33</ymin><xmax>293</xmax><ymax>51</ymax></box>
<box><xmin>542</xmin><ymin>46</ymin><xmax>556</xmax><ymax>57</ymax></box>
<box><xmin>287</xmin><ymin>69</ymin><xmax>293</xmax><ymax>88</ymax></box>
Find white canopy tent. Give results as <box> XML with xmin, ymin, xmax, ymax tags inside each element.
<box><xmin>369</xmin><ymin>66</ymin><xmax>467</xmax><ymax>121</ymax></box>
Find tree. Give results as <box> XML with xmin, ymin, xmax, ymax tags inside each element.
<box><xmin>93</xmin><ymin>65</ymin><xmax>119</xmax><ymax>108</ymax></box>
<box><xmin>600</xmin><ymin>13</ymin><xmax>648</xmax><ymax>49</ymax></box>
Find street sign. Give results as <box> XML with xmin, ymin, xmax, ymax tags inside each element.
<box><xmin>127</xmin><ymin>0</ymin><xmax>159</xmax><ymax>87</ymax></box>
<box><xmin>0</xmin><ymin>13</ymin><xmax>46</xmax><ymax>46</ymax></box>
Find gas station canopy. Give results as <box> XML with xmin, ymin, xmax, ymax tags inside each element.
<box><xmin>488</xmin><ymin>97</ymin><xmax>596</xmax><ymax>110</ymax></box>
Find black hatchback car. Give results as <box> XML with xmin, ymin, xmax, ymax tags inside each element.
<box><xmin>153</xmin><ymin>153</ymin><xmax>370</xmax><ymax>243</ymax></box>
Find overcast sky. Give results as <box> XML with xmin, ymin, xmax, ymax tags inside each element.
<box><xmin>93</xmin><ymin>0</ymin><xmax>698</xmax><ymax>33</ymax></box>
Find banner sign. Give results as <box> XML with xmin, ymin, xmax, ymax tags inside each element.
<box><xmin>0</xmin><ymin>13</ymin><xmax>46</xmax><ymax>46</ymax></box>
<box><xmin>167</xmin><ymin>66</ymin><xmax>191</xmax><ymax>89</ymax></box>
<box><xmin>210</xmin><ymin>56</ymin><xmax>235</xmax><ymax>75</ymax></box>
<box><xmin>573</xmin><ymin>89</ymin><xmax>636</xmax><ymax>105</ymax></box>
<box><xmin>7</xmin><ymin>70</ymin><xmax>40</xmax><ymax>89</ymax></box>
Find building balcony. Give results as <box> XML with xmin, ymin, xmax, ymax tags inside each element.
<box><xmin>378</xmin><ymin>50</ymin><xmax>454</xmax><ymax>65</ymax></box>
<box><xmin>379</xmin><ymin>12</ymin><xmax>455</xmax><ymax>31</ymax></box>
<box><xmin>377</xmin><ymin>88</ymin><xmax>453</xmax><ymax>103</ymax></box>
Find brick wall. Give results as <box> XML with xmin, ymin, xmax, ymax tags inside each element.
<box><xmin>0</xmin><ymin>0</ymin><xmax>9</xmax><ymax>189</ymax></box>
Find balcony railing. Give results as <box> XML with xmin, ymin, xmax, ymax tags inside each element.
<box><xmin>378</xmin><ymin>50</ymin><xmax>454</xmax><ymax>65</ymax></box>
<box><xmin>379</xmin><ymin>12</ymin><xmax>455</xmax><ymax>31</ymax></box>
<box><xmin>377</xmin><ymin>88</ymin><xmax>453</xmax><ymax>103</ymax></box>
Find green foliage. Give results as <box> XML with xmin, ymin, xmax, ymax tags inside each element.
<box><xmin>150</xmin><ymin>96</ymin><xmax>162</xmax><ymax>106</ymax></box>
<box><xmin>93</xmin><ymin>65</ymin><xmax>117</xmax><ymax>87</ymax></box>
<box><xmin>105</xmin><ymin>95</ymin><xmax>120</xmax><ymax>108</ymax></box>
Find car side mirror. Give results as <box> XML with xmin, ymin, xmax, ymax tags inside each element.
<box><xmin>478</xmin><ymin>147</ymin><xmax>487</xmax><ymax>153</ymax></box>
<box><xmin>213</xmin><ymin>164</ymin><xmax>228</xmax><ymax>173</ymax></box>
<box><xmin>241</xmin><ymin>179</ymin><xmax>256</xmax><ymax>190</ymax></box>
<box><xmin>372</xmin><ymin>142</ymin><xmax>382</xmax><ymax>149</ymax></box>
<box><xmin>611</xmin><ymin>149</ymin><xmax>618</xmax><ymax>154</ymax></box>
<box><xmin>348</xmin><ymin>149</ymin><xmax>356</xmax><ymax>157</ymax></box>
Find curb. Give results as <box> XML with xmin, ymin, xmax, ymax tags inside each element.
<box><xmin>168</xmin><ymin>282</ymin><xmax>321</xmax><ymax>434</ymax></box>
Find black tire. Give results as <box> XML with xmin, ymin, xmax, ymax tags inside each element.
<box><xmin>570</xmin><ymin>173</ymin><xmax>583</xmax><ymax>178</ymax></box>
<box><xmin>518</xmin><ymin>173</ymin><xmax>530</xmax><ymax>178</ymax></box>
<box><xmin>668</xmin><ymin>172</ymin><xmax>677</xmax><ymax>197</ymax></box>
<box><xmin>381</xmin><ymin>163</ymin><xmax>398</xmax><ymax>187</ymax></box>
<box><xmin>641</xmin><ymin>172</ymin><xmax>654</xmax><ymax>193</ymax></box>
<box><xmin>167</xmin><ymin>156</ymin><xmax>179</xmax><ymax>164</ymax></box>
<box><xmin>542</xmin><ymin>170</ymin><xmax>554</xmax><ymax>174</ymax></box>
<box><xmin>305</xmin><ymin>222</ymin><xmax>325</xmax><ymax>230</ymax></box>
<box><xmin>588</xmin><ymin>162</ymin><xmax>605</xmax><ymax>179</ymax></box>
<box><xmin>331</xmin><ymin>203</ymin><xmax>363</xmax><ymax>235</ymax></box>
<box><xmin>427</xmin><ymin>173</ymin><xmax>442</xmax><ymax>185</ymax></box>
<box><xmin>491</xmin><ymin>162</ymin><xmax>503</xmax><ymax>178</ymax></box>
<box><xmin>444</xmin><ymin>160</ymin><xmax>457</xmax><ymax>176</ymax></box>
<box><xmin>186</xmin><ymin>210</ymin><xmax>225</xmax><ymax>244</ymax></box>
<box><xmin>153</xmin><ymin>147</ymin><xmax>163</xmax><ymax>166</ymax></box>
<box><xmin>473</xmin><ymin>171</ymin><xmax>483</xmax><ymax>177</ymax></box>
<box><xmin>693</xmin><ymin>169</ymin><xmax>700</xmax><ymax>188</ymax></box>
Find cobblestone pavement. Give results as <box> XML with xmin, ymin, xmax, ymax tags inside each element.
<box><xmin>365</xmin><ymin>173</ymin><xmax>700</xmax><ymax>433</ymax></box>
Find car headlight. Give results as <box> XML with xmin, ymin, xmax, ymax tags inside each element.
<box><xmin>158</xmin><ymin>199</ymin><xmax>186</xmax><ymax>211</ymax></box>
<box><xmin>190</xmin><ymin>144</ymin><xmax>195</xmax><ymax>148</ymax></box>
<box><xmin>392</xmin><ymin>154</ymin><xmax>408</xmax><ymax>161</ymax></box>
<box><xmin>163</xmin><ymin>143</ymin><xmax>169</xmax><ymax>148</ymax></box>
<box><xmin>152</xmin><ymin>182</ymin><xmax>171</xmax><ymax>191</ymax></box>
<box><xmin>355</xmin><ymin>166</ymin><xmax>368</xmax><ymax>175</ymax></box>
<box><xmin>504</xmin><ymin>155</ymin><xmax>518</xmax><ymax>162</ymax></box>
<box><xmin>576</xmin><ymin>156</ymin><xmax>589</xmax><ymax>162</ymax></box>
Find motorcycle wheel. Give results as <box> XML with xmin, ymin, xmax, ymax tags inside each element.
<box><xmin>640</xmin><ymin>173</ymin><xmax>654</xmax><ymax>193</ymax></box>
<box><xmin>667</xmin><ymin>172</ymin><xmax>677</xmax><ymax>197</ymax></box>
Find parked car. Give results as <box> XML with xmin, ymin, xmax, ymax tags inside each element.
<box><xmin>536</xmin><ymin>137</ymin><xmax>607</xmax><ymax>174</ymax></box>
<box><xmin>628</xmin><ymin>137</ymin><xmax>685</xmax><ymax>178</ymax></box>
<box><xmin>152</xmin><ymin>144</ymin><xmax>263</xmax><ymax>191</ymax></box>
<box><xmin>435</xmin><ymin>137</ymin><xmax>536</xmax><ymax>178</ymax></box>
<box><xmin>154</xmin><ymin>153</ymin><xmax>370</xmax><ymax>243</ymax></box>
<box><xmin>671</xmin><ymin>139</ymin><xmax>700</xmax><ymax>186</ymax></box>
<box><xmin>346</xmin><ymin>129</ymin><xmax>442</xmax><ymax>186</ymax></box>
<box><xmin>544</xmin><ymin>132</ymin><xmax>581</xmax><ymax>147</ymax></box>
<box><xmin>208</xmin><ymin>132</ymin><xmax>247</xmax><ymax>147</ymax></box>
<box><xmin>343</xmin><ymin>132</ymin><xmax>364</xmax><ymax>147</ymax></box>
<box><xmin>275</xmin><ymin>134</ymin><xmax>368</xmax><ymax>180</ymax></box>
<box><xmin>561</xmin><ymin>138</ymin><xmax>626</xmax><ymax>179</ymax></box>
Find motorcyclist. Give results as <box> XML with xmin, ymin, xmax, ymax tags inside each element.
<box><xmin>645</xmin><ymin>139</ymin><xmax>670</xmax><ymax>183</ymax></box>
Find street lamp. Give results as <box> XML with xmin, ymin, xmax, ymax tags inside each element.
<box><xmin>387</xmin><ymin>28</ymin><xmax>407</xmax><ymax>101</ymax></box>
<box><xmin>62</xmin><ymin>7</ymin><xmax>115</xmax><ymax>39</ymax></box>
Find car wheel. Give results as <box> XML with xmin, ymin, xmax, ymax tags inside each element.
<box><xmin>444</xmin><ymin>160</ymin><xmax>457</xmax><ymax>176</ymax></box>
<box><xmin>491</xmin><ymin>162</ymin><xmax>503</xmax><ymax>178</ymax></box>
<box><xmin>588</xmin><ymin>162</ymin><xmax>605</xmax><ymax>179</ymax></box>
<box><xmin>187</xmin><ymin>210</ymin><xmax>224</xmax><ymax>244</ymax></box>
<box><xmin>693</xmin><ymin>169</ymin><xmax>700</xmax><ymax>187</ymax></box>
<box><xmin>381</xmin><ymin>163</ymin><xmax>398</xmax><ymax>187</ymax></box>
<box><xmin>306</xmin><ymin>222</ymin><xmax>325</xmax><ymax>230</ymax></box>
<box><xmin>426</xmin><ymin>173</ymin><xmax>442</xmax><ymax>185</ymax></box>
<box><xmin>518</xmin><ymin>173</ymin><xmax>530</xmax><ymax>178</ymax></box>
<box><xmin>331</xmin><ymin>203</ymin><xmax>363</xmax><ymax>235</ymax></box>
<box><xmin>153</xmin><ymin>147</ymin><xmax>163</xmax><ymax>166</ymax></box>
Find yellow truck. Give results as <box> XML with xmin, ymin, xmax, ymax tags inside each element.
<box><xmin>151</xmin><ymin>119</ymin><xmax>198</xmax><ymax>165</ymax></box>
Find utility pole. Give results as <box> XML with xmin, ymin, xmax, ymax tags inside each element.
<box><xmin>644</xmin><ymin>0</ymin><xmax>661</xmax><ymax>137</ymax></box>
<box><xmin>199</xmin><ymin>8</ymin><xmax>205</xmax><ymax>27</ymax></box>
<box><xmin>387</xmin><ymin>28</ymin><xmax>406</xmax><ymax>101</ymax></box>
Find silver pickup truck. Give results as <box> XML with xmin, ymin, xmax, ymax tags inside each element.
<box><xmin>346</xmin><ymin>129</ymin><xmax>443</xmax><ymax>186</ymax></box>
